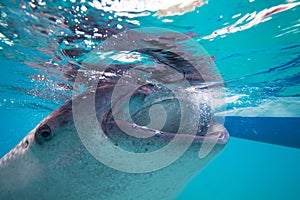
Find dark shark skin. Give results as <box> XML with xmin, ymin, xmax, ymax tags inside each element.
<box><xmin>0</xmin><ymin>80</ymin><xmax>229</xmax><ymax>200</ymax></box>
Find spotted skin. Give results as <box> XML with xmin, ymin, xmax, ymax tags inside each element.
<box><xmin>0</xmin><ymin>83</ymin><xmax>229</xmax><ymax>200</ymax></box>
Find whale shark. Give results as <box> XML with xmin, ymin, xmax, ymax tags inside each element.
<box><xmin>0</xmin><ymin>29</ymin><xmax>229</xmax><ymax>199</ymax></box>
<box><xmin>0</xmin><ymin>80</ymin><xmax>229</xmax><ymax>200</ymax></box>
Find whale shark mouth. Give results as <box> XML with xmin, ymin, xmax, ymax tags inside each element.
<box><xmin>104</xmin><ymin>119</ymin><xmax>229</xmax><ymax>144</ymax></box>
<box><xmin>100</xmin><ymin>83</ymin><xmax>229</xmax><ymax>145</ymax></box>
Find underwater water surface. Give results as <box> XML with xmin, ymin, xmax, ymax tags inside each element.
<box><xmin>0</xmin><ymin>0</ymin><xmax>300</xmax><ymax>199</ymax></box>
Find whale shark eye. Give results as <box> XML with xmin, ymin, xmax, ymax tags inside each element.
<box><xmin>35</xmin><ymin>124</ymin><xmax>53</xmax><ymax>143</ymax></box>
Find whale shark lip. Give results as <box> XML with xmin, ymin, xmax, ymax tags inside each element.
<box><xmin>105</xmin><ymin>119</ymin><xmax>229</xmax><ymax>145</ymax></box>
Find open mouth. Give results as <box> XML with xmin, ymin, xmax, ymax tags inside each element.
<box><xmin>104</xmin><ymin>119</ymin><xmax>229</xmax><ymax>144</ymax></box>
<box><xmin>101</xmin><ymin>83</ymin><xmax>229</xmax><ymax>145</ymax></box>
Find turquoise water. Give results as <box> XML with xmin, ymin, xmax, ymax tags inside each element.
<box><xmin>1</xmin><ymin>0</ymin><xmax>300</xmax><ymax>199</ymax></box>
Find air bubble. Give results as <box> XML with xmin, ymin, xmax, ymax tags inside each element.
<box><xmin>117</xmin><ymin>24</ymin><xmax>123</xmax><ymax>29</ymax></box>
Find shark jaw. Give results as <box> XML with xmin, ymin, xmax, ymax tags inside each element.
<box><xmin>0</xmin><ymin>82</ymin><xmax>229</xmax><ymax>200</ymax></box>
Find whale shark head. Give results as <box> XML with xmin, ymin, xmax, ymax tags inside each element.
<box><xmin>0</xmin><ymin>80</ymin><xmax>229</xmax><ymax>200</ymax></box>
<box><xmin>0</xmin><ymin>28</ymin><xmax>229</xmax><ymax>199</ymax></box>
